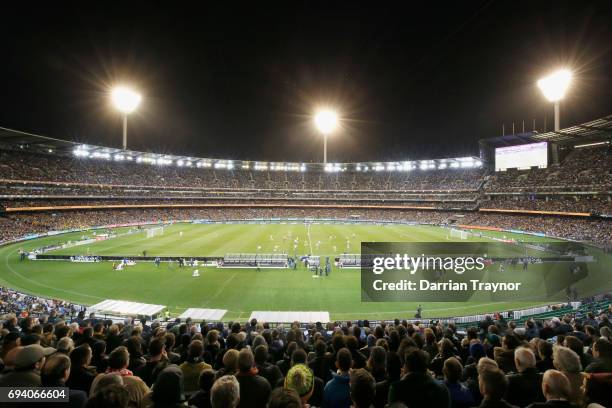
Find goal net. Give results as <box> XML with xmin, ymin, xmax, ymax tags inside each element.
<box><xmin>450</xmin><ymin>228</ymin><xmax>469</xmax><ymax>240</ymax></box>
<box><xmin>146</xmin><ymin>227</ymin><xmax>164</xmax><ymax>238</ymax></box>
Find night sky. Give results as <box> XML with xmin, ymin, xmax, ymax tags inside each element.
<box><xmin>2</xmin><ymin>1</ymin><xmax>612</xmax><ymax>162</ymax></box>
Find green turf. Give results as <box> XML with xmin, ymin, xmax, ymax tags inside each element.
<box><xmin>0</xmin><ymin>222</ymin><xmax>609</xmax><ymax>321</ymax></box>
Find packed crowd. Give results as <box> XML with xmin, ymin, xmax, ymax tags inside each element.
<box><xmin>480</xmin><ymin>196</ymin><xmax>611</xmax><ymax>215</ymax></box>
<box><xmin>484</xmin><ymin>146</ymin><xmax>611</xmax><ymax>193</ymax></box>
<box><xmin>0</xmin><ymin>149</ymin><xmax>484</xmax><ymax>192</ymax></box>
<box><xmin>0</xmin><ymin>299</ymin><xmax>611</xmax><ymax>408</ymax></box>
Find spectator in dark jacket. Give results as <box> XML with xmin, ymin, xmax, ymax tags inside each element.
<box><xmin>67</xmin><ymin>344</ymin><xmax>97</xmax><ymax>394</ymax></box>
<box><xmin>235</xmin><ymin>348</ymin><xmax>271</xmax><ymax>408</ymax></box>
<box><xmin>254</xmin><ymin>344</ymin><xmax>283</xmax><ymax>388</ymax></box>
<box><xmin>476</xmin><ymin>367</ymin><xmax>518</xmax><ymax>408</ymax></box>
<box><xmin>388</xmin><ymin>349</ymin><xmax>450</xmax><ymax>408</ymax></box>
<box><xmin>188</xmin><ymin>369</ymin><xmax>215</xmax><ymax>408</ymax></box>
<box><xmin>505</xmin><ymin>348</ymin><xmax>544</xmax><ymax>407</ymax></box>
<box><xmin>441</xmin><ymin>357</ymin><xmax>475</xmax><ymax>408</ymax></box>
<box><xmin>525</xmin><ymin>369</ymin><xmax>579</xmax><ymax>408</ymax></box>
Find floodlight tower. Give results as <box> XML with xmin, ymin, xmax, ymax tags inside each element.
<box><xmin>111</xmin><ymin>86</ymin><xmax>142</xmax><ymax>150</ymax></box>
<box><xmin>537</xmin><ymin>69</ymin><xmax>572</xmax><ymax>131</ymax></box>
<box><xmin>314</xmin><ymin>109</ymin><xmax>339</xmax><ymax>164</ymax></box>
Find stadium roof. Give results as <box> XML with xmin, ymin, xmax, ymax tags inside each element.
<box><xmin>479</xmin><ymin>114</ymin><xmax>612</xmax><ymax>147</ymax></box>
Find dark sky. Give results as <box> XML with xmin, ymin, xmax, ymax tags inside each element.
<box><xmin>2</xmin><ymin>1</ymin><xmax>612</xmax><ymax>162</ymax></box>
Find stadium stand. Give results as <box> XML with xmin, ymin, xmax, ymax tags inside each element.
<box><xmin>0</xmin><ymin>119</ymin><xmax>610</xmax><ymax>406</ymax></box>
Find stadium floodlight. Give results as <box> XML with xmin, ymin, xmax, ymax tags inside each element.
<box><xmin>537</xmin><ymin>69</ymin><xmax>572</xmax><ymax>131</ymax></box>
<box><xmin>111</xmin><ymin>86</ymin><xmax>142</xmax><ymax>150</ymax></box>
<box><xmin>314</xmin><ymin>109</ymin><xmax>339</xmax><ymax>164</ymax></box>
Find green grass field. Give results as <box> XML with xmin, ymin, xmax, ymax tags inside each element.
<box><xmin>0</xmin><ymin>222</ymin><xmax>609</xmax><ymax>321</ymax></box>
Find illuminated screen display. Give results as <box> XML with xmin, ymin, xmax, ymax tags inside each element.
<box><xmin>495</xmin><ymin>142</ymin><xmax>548</xmax><ymax>171</ymax></box>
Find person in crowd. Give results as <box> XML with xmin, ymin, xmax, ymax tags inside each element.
<box><xmin>268</xmin><ymin>387</ymin><xmax>302</xmax><ymax>408</ymax></box>
<box><xmin>536</xmin><ymin>341</ymin><xmax>554</xmax><ymax>373</ymax></box>
<box><xmin>388</xmin><ymin>348</ymin><xmax>450</xmax><ymax>408</ymax></box>
<box><xmin>180</xmin><ymin>339</ymin><xmax>212</xmax><ymax>396</ymax></box>
<box><xmin>584</xmin><ymin>337</ymin><xmax>612</xmax><ymax>373</ymax></box>
<box><xmin>105</xmin><ymin>346</ymin><xmax>133</xmax><ymax>377</ymax></box>
<box><xmin>150</xmin><ymin>365</ymin><xmax>186</xmax><ymax>408</ymax></box>
<box><xmin>0</xmin><ymin>344</ymin><xmax>55</xmax><ymax>386</ymax></box>
<box><xmin>322</xmin><ymin>347</ymin><xmax>353</xmax><ymax>408</ymax></box>
<box><xmin>366</xmin><ymin>346</ymin><xmax>387</xmax><ymax>382</ymax></box>
<box><xmin>350</xmin><ymin>368</ymin><xmax>376</xmax><ymax>408</ymax></box>
<box><xmin>476</xmin><ymin>367</ymin><xmax>518</xmax><ymax>408</ymax></box>
<box><xmin>440</xmin><ymin>357</ymin><xmax>474</xmax><ymax>408</ymax></box>
<box><xmin>551</xmin><ymin>346</ymin><xmax>583</xmax><ymax>407</ymax></box>
<box><xmin>525</xmin><ymin>369</ymin><xmax>578</xmax><ymax>408</ymax></box>
<box><xmin>254</xmin><ymin>344</ymin><xmax>283</xmax><ymax>387</ymax></box>
<box><xmin>188</xmin><ymin>369</ymin><xmax>215</xmax><ymax>408</ymax></box>
<box><xmin>67</xmin><ymin>344</ymin><xmax>97</xmax><ymax>394</ymax></box>
<box><xmin>41</xmin><ymin>353</ymin><xmax>88</xmax><ymax>408</ymax></box>
<box><xmin>139</xmin><ymin>337</ymin><xmax>167</xmax><ymax>386</ymax></box>
<box><xmin>211</xmin><ymin>375</ymin><xmax>240</xmax><ymax>408</ymax></box>
<box><xmin>505</xmin><ymin>348</ymin><xmax>544</xmax><ymax>407</ymax></box>
<box><xmin>284</xmin><ymin>363</ymin><xmax>316</xmax><ymax>408</ymax></box>
<box><xmin>86</xmin><ymin>383</ymin><xmax>130</xmax><ymax>408</ymax></box>
<box><xmin>235</xmin><ymin>348</ymin><xmax>271</xmax><ymax>408</ymax></box>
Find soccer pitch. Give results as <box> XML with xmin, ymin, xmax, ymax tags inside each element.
<box><xmin>0</xmin><ymin>222</ymin><xmax>609</xmax><ymax>321</ymax></box>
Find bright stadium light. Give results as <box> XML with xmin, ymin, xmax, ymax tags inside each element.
<box><xmin>111</xmin><ymin>86</ymin><xmax>142</xmax><ymax>150</ymax></box>
<box><xmin>537</xmin><ymin>69</ymin><xmax>572</xmax><ymax>131</ymax></box>
<box><xmin>314</xmin><ymin>109</ymin><xmax>339</xmax><ymax>164</ymax></box>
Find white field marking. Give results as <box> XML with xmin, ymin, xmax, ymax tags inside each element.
<box><xmin>306</xmin><ymin>224</ymin><xmax>314</xmax><ymax>254</ymax></box>
<box><xmin>3</xmin><ymin>255</ymin><xmax>103</xmax><ymax>300</ymax></box>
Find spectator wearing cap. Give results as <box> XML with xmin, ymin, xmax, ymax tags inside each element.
<box><xmin>41</xmin><ymin>353</ymin><xmax>88</xmax><ymax>408</ymax></box>
<box><xmin>476</xmin><ymin>367</ymin><xmax>518</xmax><ymax>408</ymax></box>
<box><xmin>284</xmin><ymin>364</ymin><xmax>315</xmax><ymax>407</ymax></box>
<box><xmin>505</xmin><ymin>347</ymin><xmax>544</xmax><ymax>407</ymax></box>
<box><xmin>441</xmin><ymin>357</ymin><xmax>475</xmax><ymax>408</ymax></box>
<box><xmin>235</xmin><ymin>348</ymin><xmax>271</xmax><ymax>408</ymax></box>
<box><xmin>150</xmin><ymin>365</ymin><xmax>186</xmax><ymax>408</ymax></box>
<box><xmin>525</xmin><ymin>369</ymin><xmax>578</xmax><ymax>408</ymax></box>
<box><xmin>322</xmin><ymin>348</ymin><xmax>352</xmax><ymax>408</ymax></box>
<box><xmin>211</xmin><ymin>375</ymin><xmax>240</xmax><ymax>408</ymax></box>
<box><xmin>388</xmin><ymin>348</ymin><xmax>450</xmax><ymax>408</ymax></box>
<box><xmin>350</xmin><ymin>368</ymin><xmax>375</xmax><ymax>408</ymax></box>
<box><xmin>180</xmin><ymin>340</ymin><xmax>212</xmax><ymax>396</ymax></box>
<box><xmin>188</xmin><ymin>368</ymin><xmax>215</xmax><ymax>408</ymax></box>
<box><xmin>0</xmin><ymin>344</ymin><xmax>55</xmax><ymax>386</ymax></box>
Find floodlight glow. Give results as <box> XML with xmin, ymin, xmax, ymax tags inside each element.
<box><xmin>314</xmin><ymin>109</ymin><xmax>339</xmax><ymax>134</ymax></box>
<box><xmin>537</xmin><ymin>69</ymin><xmax>572</xmax><ymax>102</ymax></box>
<box><xmin>111</xmin><ymin>86</ymin><xmax>142</xmax><ymax>114</ymax></box>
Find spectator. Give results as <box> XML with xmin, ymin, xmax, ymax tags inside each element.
<box><xmin>441</xmin><ymin>357</ymin><xmax>475</xmax><ymax>408</ymax></box>
<box><xmin>388</xmin><ymin>349</ymin><xmax>450</xmax><ymax>408</ymax></box>
<box><xmin>86</xmin><ymin>383</ymin><xmax>130</xmax><ymax>408</ymax></box>
<box><xmin>254</xmin><ymin>344</ymin><xmax>283</xmax><ymax>387</ymax></box>
<box><xmin>580</xmin><ymin>372</ymin><xmax>612</xmax><ymax>408</ymax></box>
<box><xmin>67</xmin><ymin>344</ymin><xmax>97</xmax><ymax>394</ymax></box>
<box><xmin>284</xmin><ymin>364</ymin><xmax>316</xmax><ymax>407</ymax></box>
<box><xmin>139</xmin><ymin>337</ymin><xmax>167</xmax><ymax>386</ymax></box>
<box><xmin>505</xmin><ymin>348</ymin><xmax>544</xmax><ymax>407</ymax></box>
<box><xmin>584</xmin><ymin>338</ymin><xmax>612</xmax><ymax>373</ymax></box>
<box><xmin>235</xmin><ymin>348</ymin><xmax>271</xmax><ymax>408</ymax></box>
<box><xmin>150</xmin><ymin>365</ymin><xmax>186</xmax><ymax>408</ymax></box>
<box><xmin>0</xmin><ymin>344</ymin><xmax>55</xmax><ymax>386</ymax></box>
<box><xmin>211</xmin><ymin>375</ymin><xmax>240</xmax><ymax>408</ymax></box>
<box><xmin>536</xmin><ymin>341</ymin><xmax>554</xmax><ymax>373</ymax></box>
<box><xmin>350</xmin><ymin>368</ymin><xmax>376</xmax><ymax>408</ymax></box>
<box><xmin>188</xmin><ymin>369</ymin><xmax>215</xmax><ymax>408</ymax></box>
<box><xmin>41</xmin><ymin>353</ymin><xmax>88</xmax><ymax>408</ymax></box>
<box><xmin>180</xmin><ymin>340</ymin><xmax>212</xmax><ymax>396</ymax></box>
<box><xmin>525</xmin><ymin>369</ymin><xmax>577</xmax><ymax>408</ymax></box>
<box><xmin>106</xmin><ymin>346</ymin><xmax>133</xmax><ymax>377</ymax></box>
<box><xmin>476</xmin><ymin>367</ymin><xmax>518</xmax><ymax>408</ymax></box>
<box><xmin>322</xmin><ymin>348</ymin><xmax>352</xmax><ymax>408</ymax></box>
<box><xmin>268</xmin><ymin>387</ymin><xmax>302</xmax><ymax>408</ymax></box>
<box><xmin>552</xmin><ymin>347</ymin><xmax>583</xmax><ymax>407</ymax></box>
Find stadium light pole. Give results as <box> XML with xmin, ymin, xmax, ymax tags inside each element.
<box><xmin>537</xmin><ymin>69</ymin><xmax>572</xmax><ymax>131</ymax></box>
<box><xmin>314</xmin><ymin>109</ymin><xmax>339</xmax><ymax>164</ymax></box>
<box><xmin>111</xmin><ymin>86</ymin><xmax>142</xmax><ymax>150</ymax></box>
